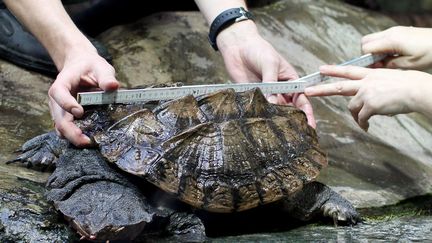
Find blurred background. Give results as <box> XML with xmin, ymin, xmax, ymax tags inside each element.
<box><xmin>344</xmin><ymin>0</ymin><xmax>432</xmax><ymax>26</ymax></box>
<box><xmin>248</xmin><ymin>0</ymin><xmax>432</xmax><ymax>26</ymax></box>
<box><xmin>64</xmin><ymin>0</ymin><xmax>432</xmax><ymax>36</ymax></box>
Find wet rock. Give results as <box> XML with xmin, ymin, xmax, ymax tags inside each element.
<box><xmin>99</xmin><ymin>0</ymin><xmax>432</xmax><ymax>209</ymax></box>
<box><xmin>0</xmin><ymin>64</ymin><xmax>52</xmax><ymax>161</ymax></box>
<box><xmin>0</xmin><ymin>63</ymin><xmax>72</xmax><ymax>241</ymax></box>
<box><xmin>1</xmin><ymin>0</ymin><xmax>432</xmax><ymax>241</ymax></box>
<box><xmin>0</xmin><ymin>169</ymin><xmax>76</xmax><ymax>242</ymax></box>
<box><xmin>213</xmin><ymin>215</ymin><xmax>432</xmax><ymax>242</ymax></box>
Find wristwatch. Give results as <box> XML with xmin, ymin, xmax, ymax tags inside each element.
<box><xmin>208</xmin><ymin>7</ymin><xmax>254</xmax><ymax>51</ymax></box>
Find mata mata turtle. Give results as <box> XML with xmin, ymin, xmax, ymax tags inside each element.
<box><xmin>11</xmin><ymin>88</ymin><xmax>360</xmax><ymax>241</ymax></box>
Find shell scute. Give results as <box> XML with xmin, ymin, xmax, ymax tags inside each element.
<box><xmin>91</xmin><ymin>88</ymin><xmax>327</xmax><ymax>212</ymax></box>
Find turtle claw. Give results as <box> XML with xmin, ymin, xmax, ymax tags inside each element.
<box><xmin>13</xmin><ymin>148</ymin><xmax>22</xmax><ymax>153</ymax></box>
<box><xmin>322</xmin><ymin>201</ymin><xmax>360</xmax><ymax>226</ymax></box>
<box><xmin>332</xmin><ymin>212</ymin><xmax>338</xmax><ymax>227</ymax></box>
<box><xmin>9</xmin><ymin>131</ymin><xmax>68</xmax><ymax>170</ymax></box>
<box><xmin>7</xmin><ymin>148</ymin><xmax>38</xmax><ymax>166</ymax></box>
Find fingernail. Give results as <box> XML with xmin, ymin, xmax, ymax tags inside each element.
<box><xmin>81</xmin><ymin>135</ymin><xmax>93</xmax><ymax>146</ymax></box>
<box><xmin>267</xmin><ymin>95</ymin><xmax>278</xmax><ymax>104</ymax></box>
<box><xmin>85</xmin><ymin>135</ymin><xmax>92</xmax><ymax>143</ymax></box>
<box><xmin>107</xmin><ymin>80</ymin><xmax>120</xmax><ymax>90</ymax></box>
<box><xmin>71</xmin><ymin>107</ymin><xmax>83</xmax><ymax>118</ymax></box>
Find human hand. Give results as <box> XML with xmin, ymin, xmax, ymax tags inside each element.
<box><xmin>2</xmin><ymin>0</ymin><xmax>119</xmax><ymax>146</ymax></box>
<box><xmin>304</xmin><ymin>65</ymin><xmax>432</xmax><ymax>131</ymax></box>
<box><xmin>363</xmin><ymin>26</ymin><xmax>432</xmax><ymax>70</ymax></box>
<box><xmin>49</xmin><ymin>49</ymin><xmax>119</xmax><ymax>147</ymax></box>
<box><xmin>217</xmin><ymin>21</ymin><xmax>316</xmax><ymax>128</ymax></box>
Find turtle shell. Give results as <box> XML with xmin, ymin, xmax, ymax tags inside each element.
<box><xmin>90</xmin><ymin>88</ymin><xmax>327</xmax><ymax>213</ymax></box>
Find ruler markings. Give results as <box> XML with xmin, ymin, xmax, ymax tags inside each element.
<box><xmin>77</xmin><ymin>53</ymin><xmax>386</xmax><ymax>105</ymax></box>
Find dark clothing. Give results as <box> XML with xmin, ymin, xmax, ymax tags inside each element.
<box><xmin>72</xmin><ymin>0</ymin><xmax>198</xmax><ymax>36</ymax></box>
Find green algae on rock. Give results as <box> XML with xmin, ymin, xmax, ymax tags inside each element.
<box><xmin>2</xmin><ymin>0</ymin><xmax>432</xmax><ymax>241</ymax></box>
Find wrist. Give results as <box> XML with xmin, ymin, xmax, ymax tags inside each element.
<box><xmin>51</xmin><ymin>33</ymin><xmax>97</xmax><ymax>70</ymax></box>
<box><xmin>208</xmin><ymin>7</ymin><xmax>254</xmax><ymax>51</ymax></box>
<box><xmin>216</xmin><ymin>20</ymin><xmax>259</xmax><ymax>52</ymax></box>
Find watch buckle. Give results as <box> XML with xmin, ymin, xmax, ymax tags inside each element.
<box><xmin>235</xmin><ymin>8</ymin><xmax>249</xmax><ymax>22</ymax></box>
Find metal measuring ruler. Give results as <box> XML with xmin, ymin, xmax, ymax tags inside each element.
<box><xmin>77</xmin><ymin>53</ymin><xmax>386</xmax><ymax>106</ymax></box>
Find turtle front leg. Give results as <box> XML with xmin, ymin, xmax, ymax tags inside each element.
<box><xmin>7</xmin><ymin>131</ymin><xmax>69</xmax><ymax>170</ymax></box>
<box><xmin>280</xmin><ymin>181</ymin><xmax>360</xmax><ymax>225</ymax></box>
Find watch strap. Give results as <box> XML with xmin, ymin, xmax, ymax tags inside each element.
<box><xmin>208</xmin><ymin>7</ymin><xmax>253</xmax><ymax>51</ymax></box>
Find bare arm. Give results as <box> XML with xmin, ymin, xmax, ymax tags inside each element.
<box><xmin>4</xmin><ymin>0</ymin><xmax>119</xmax><ymax>147</ymax></box>
<box><xmin>194</xmin><ymin>0</ymin><xmax>248</xmax><ymax>23</ymax></box>
<box><xmin>4</xmin><ymin>0</ymin><xmax>94</xmax><ymax>69</ymax></box>
<box><xmin>194</xmin><ymin>0</ymin><xmax>316</xmax><ymax>128</ymax></box>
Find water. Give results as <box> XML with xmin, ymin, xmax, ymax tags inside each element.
<box><xmin>2</xmin><ymin>1</ymin><xmax>432</xmax><ymax>241</ymax></box>
<box><xmin>211</xmin><ymin>216</ymin><xmax>432</xmax><ymax>242</ymax></box>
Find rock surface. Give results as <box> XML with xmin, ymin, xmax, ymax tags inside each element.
<box><xmin>1</xmin><ymin>0</ymin><xmax>432</xmax><ymax>241</ymax></box>
<box><xmin>99</xmin><ymin>0</ymin><xmax>432</xmax><ymax>209</ymax></box>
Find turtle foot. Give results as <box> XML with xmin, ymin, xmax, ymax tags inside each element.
<box><xmin>7</xmin><ymin>131</ymin><xmax>68</xmax><ymax>169</ymax></box>
<box><xmin>280</xmin><ymin>181</ymin><xmax>361</xmax><ymax>225</ymax></box>
<box><xmin>322</xmin><ymin>200</ymin><xmax>361</xmax><ymax>226</ymax></box>
<box><xmin>165</xmin><ymin>212</ymin><xmax>207</xmax><ymax>242</ymax></box>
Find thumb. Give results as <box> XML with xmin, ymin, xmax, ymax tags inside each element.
<box><xmin>49</xmin><ymin>71</ymin><xmax>83</xmax><ymax>118</ymax></box>
<box><xmin>93</xmin><ymin>64</ymin><xmax>120</xmax><ymax>91</ymax></box>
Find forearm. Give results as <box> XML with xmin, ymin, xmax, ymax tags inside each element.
<box><xmin>194</xmin><ymin>0</ymin><xmax>258</xmax><ymax>52</ymax></box>
<box><xmin>194</xmin><ymin>0</ymin><xmax>248</xmax><ymax>23</ymax></box>
<box><xmin>4</xmin><ymin>0</ymin><xmax>95</xmax><ymax>70</ymax></box>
